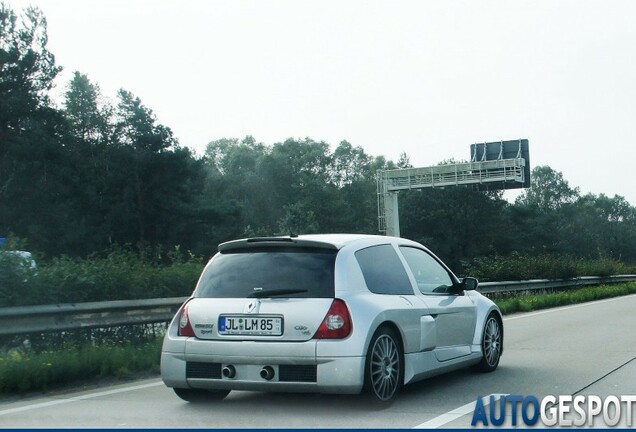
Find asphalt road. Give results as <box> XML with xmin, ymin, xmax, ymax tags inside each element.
<box><xmin>1</xmin><ymin>294</ymin><xmax>635</xmax><ymax>428</ymax></box>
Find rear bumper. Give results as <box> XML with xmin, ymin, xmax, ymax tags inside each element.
<box><xmin>161</xmin><ymin>338</ymin><xmax>365</xmax><ymax>394</ymax></box>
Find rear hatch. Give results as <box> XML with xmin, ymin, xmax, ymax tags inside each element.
<box><xmin>186</xmin><ymin>239</ymin><xmax>338</xmax><ymax>342</ymax></box>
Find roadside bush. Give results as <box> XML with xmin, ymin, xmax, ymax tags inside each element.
<box><xmin>0</xmin><ymin>252</ymin><xmax>39</xmax><ymax>306</ymax></box>
<box><xmin>0</xmin><ymin>245</ymin><xmax>205</xmax><ymax>307</ymax></box>
<box><xmin>465</xmin><ymin>253</ymin><xmax>635</xmax><ymax>282</ymax></box>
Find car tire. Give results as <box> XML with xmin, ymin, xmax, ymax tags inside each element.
<box><xmin>474</xmin><ymin>314</ymin><xmax>502</xmax><ymax>372</ymax></box>
<box><xmin>173</xmin><ymin>387</ymin><xmax>230</xmax><ymax>402</ymax></box>
<box><xmin>364</xmin><ymin>326</ymin><xmax>403</xmax><ymax>404</ymax></box>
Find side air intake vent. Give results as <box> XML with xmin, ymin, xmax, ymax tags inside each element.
<box><xmin>186</xmin><ymin>362</ymin><xmax>222</xmax><ymax>379</ymax></box>
<box><xmin>278</xmin><ymin>365</ymin><xmax>317</xmax><ymax>382</ymax></box>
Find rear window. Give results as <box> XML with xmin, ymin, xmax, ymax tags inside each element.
<box><xmin>195</xmin><ymin>248</ymin><xmax>337</xmax><ymax>298</ymax></box>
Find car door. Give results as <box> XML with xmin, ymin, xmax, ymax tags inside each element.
<box><xmin>354</xmin><ymin>244</ymin><xmax>426</xmax><ymax>354</ymax></box>
<box><xmin>398</xmin><ymin>246</ymin><xmax>477</xmax><ymax>362</ymax></box>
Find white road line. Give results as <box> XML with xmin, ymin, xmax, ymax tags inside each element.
<box><xmin>0</xmin><ymin>380</ymin><xmax>163</xmax><ymax>416</ymax></box>
<box><xmin>413</xmin><ymin>393</ymin><xmax>508</xmax><ymax>429</ymax></box>
<box><xmin>503</xmin><ymin>293</ymin><xmax>636</xmax><ymax>321</ymax></box>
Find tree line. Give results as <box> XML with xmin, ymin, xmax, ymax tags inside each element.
<box><xmin>2</xmin><ymin>4</ymin><xmax>636</xmax><ymax>273</ymax></box>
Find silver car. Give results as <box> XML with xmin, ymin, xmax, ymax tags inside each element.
<box><xmin>161</xmin><ymin>234</ymin><xmax>503</xmax><ymax>403</ymax></box>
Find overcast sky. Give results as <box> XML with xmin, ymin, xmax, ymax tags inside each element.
<box><xmin>7</xmin><ymin>0</ymin><xmax>636</xmax><ymax>205</ymax></box>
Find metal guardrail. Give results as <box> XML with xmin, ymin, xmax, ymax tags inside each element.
<box><xmin>1</xmin><ymin>275</ymin><xmax>635</xmax><ymax>337</ymax></box>
<box><xmin>477</xmin><ymin>275</ymin><xmax>636</xmax><ymax>294</ymax></box>
<box><xmin>0</xmin><ymin>296</ymin><xmax>188</xmax><ymax>336</ymax></box>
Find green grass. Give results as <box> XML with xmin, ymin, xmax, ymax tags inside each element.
<box><xmin>493</xmin><ymin>282</ymin><xmax>636</xmax><ymax>315</ymax></box>
<box><xmin>0</xmin><ymin>337</ymin><xmax>162</xmax><ymax>395</ymax></box>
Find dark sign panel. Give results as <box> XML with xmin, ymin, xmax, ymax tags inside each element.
<box><xmin>469</xmin><ymin>139</ymin><xmax>530</xmax><ymax>191</ymax></box>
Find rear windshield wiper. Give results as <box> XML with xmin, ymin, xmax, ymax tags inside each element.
<box><xmin>248</xmin><ymin>288</ymin><xmax>309</xmax><ymax>298</ymax></box>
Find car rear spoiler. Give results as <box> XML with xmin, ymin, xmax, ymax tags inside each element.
<box><xmin>218</xmin><ymin>236</ymin><xmax>339</xmax><ymax>253</ymax></box>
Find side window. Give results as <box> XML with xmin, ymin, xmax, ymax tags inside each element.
<box><xmin>399</xmin><ymin>247</ymin><xmax>454</xmax><ymax>294</ymax></box>
<box><xmin>355</xmin><ymin>245</ymin><xmax>413</xmax><ymax>295</ymax></box>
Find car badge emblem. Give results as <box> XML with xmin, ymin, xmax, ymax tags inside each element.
<box><xmin>245</xmin><ymin>299</ymin><xmax>260</xmax><ymax>314</ymax></box>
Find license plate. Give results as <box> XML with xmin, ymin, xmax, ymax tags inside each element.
<box><xmin>218</xmin><ymin>315</ymin><xmax>283</xmax><ymax>336</ymax></box>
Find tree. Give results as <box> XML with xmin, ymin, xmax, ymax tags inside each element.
<box><xmin>557</xmin><ymin>193</ymin><xmax>636</xmax><ymax>261</ymax></box>
<box><xmin>201</xmin><ymin>136</ymin><xmax>268</xmax><ymax>241</ymax></box>
<box><xmin>277</xmin><ymin>202</ymin><xmax>319</xmax><ymax>234</ymax></box>
<box><xmin>509</xmin><ymin>166</ymin><xmax>581</xmax><ymax>256</ymax></box>
<box><xmin>329</xmin><ymin>143</ymin><xmax>390</xmax><ymax>233</ymax></box>
<box><xmin>107</xmin><ymin>89</ymin><xmax>200</xmax><ymax>246</ymax></box>
<box><xmin>0</xmin><ymin>4</ymin><xmax>77</xmax><ymax>256</ymax></box>
<box><xmin>400</xmin><ymin>186</ymin><xmax>511</xmax><ymax>272</ymax></box>
<box><xmin>205</xmin><ymin>136</ymin><xmax>264</xmax><ymax>179</ymax></box>
<box><xmin>0</xmin><ymin>4</ymin><xmax>61</xmax><ymax>136</ymax></box>
<box><xmin>396</xmin><ymin>152</ymin><xmax>412</xmax><ymax>169</ymax></box>
<box><xmin>114</xmin><ymin>89</ymin><xmax>176</xmax><ymax>152</ymax></box>
<box><xmin>331</xmin><ymin>140</ymin><xmax>371</xmax><ymax>187</ymax></box>
<box><xmin>64</xmin><ymin>71</ymin><xmax>112</xmax><ymax>144</ymax></box>
<box><xmin>200</xmin><ymin>137</ymin><xmax>392</xmax><ymax>240</ymax></box>
<box><xmin>516</xmin><ymin>166</ymin><xmax>579</xmax><ymax>211</ymax></box>
<box><xmin>1</xmin><ymin>3</ymin><xmax>62</xmax><ymax>195</ymax></box>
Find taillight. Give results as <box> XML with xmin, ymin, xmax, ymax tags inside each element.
<box><xmin>177</xmin><ymin>302</ymin><xmax>195</xmax><ymax>337</ymax></box>
<box><xmin>313</xmin><ymin>299</ymin><xmax>352</xmax><ymax>339</ymax></box>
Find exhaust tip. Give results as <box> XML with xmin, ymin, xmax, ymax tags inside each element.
<box><xmin>260</xmin><ymin>366</ymin><xmax>275</xmax><ymax>380</ymax></box>
<box><xmin>222</xmin><ymin>365</ymin><xmax>236</xmax><ymax>379</ymax></box>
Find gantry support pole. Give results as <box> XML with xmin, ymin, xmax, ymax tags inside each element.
<box><xmin>384</xmin><ymin>192</ymin><xmax>400</xmax><ymax>237</ymax></box>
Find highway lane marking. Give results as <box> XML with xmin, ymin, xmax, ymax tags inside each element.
<box><xmin>0</xmin><ymin>380</ymin><xmax>163</xmax><ymax>416</ymax></box>
<box><xmin>503</xmin><ymin>293</ymin><xmax>636</xmax><ymax>321</ymax></box>
<box><xmin>413</xmin><ymin>393</ymin><xmax>507</xmax><ymax>429</ymax></box>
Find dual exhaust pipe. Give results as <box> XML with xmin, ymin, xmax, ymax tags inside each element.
<box><xmin>259</xmin><ymin>365</ymin><xmax>275</xmax><ymax>380</ymax></box>
<box><xmin>222</xmin><ymin>365</ymin><xmax>236</xmax><ymax>379</ymax></box>
<box><xmin>221</xmin><ymin>365</ymin><xmax>275</xmax><ymax>381</ymax></box>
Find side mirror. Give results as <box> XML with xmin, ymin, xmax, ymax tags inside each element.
<box><xmin>461</xmin><ymin>277</ymin><xmax>479</xmax><ymax>291</ymax></box>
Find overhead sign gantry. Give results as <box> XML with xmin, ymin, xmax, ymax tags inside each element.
<box><xmin>377</xmin><ymin>139</ymin><xmax>530</xmax><ymax>237</ymax></box>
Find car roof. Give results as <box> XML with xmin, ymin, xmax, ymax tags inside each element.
<box><xmin>218</xmin><ymin>233</ymin><xmax>418</xmax><ymax>252</ymax></box>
